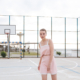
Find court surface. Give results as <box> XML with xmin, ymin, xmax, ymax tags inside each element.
<box><xmin>0</xmin><ymin>57</ymin><xmax>80</xmax><ymax>80</ymax></box>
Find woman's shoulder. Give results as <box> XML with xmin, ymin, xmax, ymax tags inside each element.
<box><xmin>39</xmin><ymin>38</ymin><xmax>52</xmax><ymax>44</ymax></box>
<box><xmin>48</xmin><ymin>38</ymin><xmax>51</xmax><ymax>41</ymax></box>
<box><xmin>48</xmin><ymin>39</ymin><xmax>53</xmax><ymax>45</ymax></box>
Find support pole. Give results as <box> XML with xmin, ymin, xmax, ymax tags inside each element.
<box><xmin>65</xmin><ymin>18</ymin><xmax>66</xmax><ymax>58</ymax></box>
<box><xmin>7</xmin><ymin>33</ymin><xmax>10</xmax><ymax>59</ymax></box>
<box><xmin>17</xmin><ymin>32</ymin><xmax>24</xmax><ymax>60</ymax></box>
<box><xmin>77</xmin><ymin>18</ymin><xmax>78</xmax><ymax>58</ymax></box>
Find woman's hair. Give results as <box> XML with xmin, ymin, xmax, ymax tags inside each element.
<box><xmin>40</xmin><ymin>28</ymin><xmax>47</xmax><ymax>34</ymax></box>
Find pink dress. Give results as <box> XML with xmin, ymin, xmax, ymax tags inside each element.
<box><xmin>39</xmin><ymin>39</ymin><xmax>57</xmax><ymax>75</ymax></box>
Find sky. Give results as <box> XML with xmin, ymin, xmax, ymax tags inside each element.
<box><xmin>0</xmin><ymin>0</ymin><xmax>80</xmax><ymax>50</ymax></box>
<box><xmin>0</xmin><ymin>0</ymin><xmax>80</xmax><ymax>17</ymax></box>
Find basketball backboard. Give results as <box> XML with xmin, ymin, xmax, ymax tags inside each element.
<box><xmin>0</xmin><ymin>25</ymin><xmax>16</xmax><ymax>35</ymax></box>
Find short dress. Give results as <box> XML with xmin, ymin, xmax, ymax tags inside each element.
<box><xmin>38</xmin><ymin>39</ymin><xmax>57</xmax><ymax>75</ymax></box>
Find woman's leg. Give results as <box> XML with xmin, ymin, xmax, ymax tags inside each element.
<box><xmin>41</xmin><ymin>74</ymin><xmax>47</xmax><ymax>80</ymax></box>
<box><xmin>51</xmin><ymin>74</ymin><xmax>57</xmax><ymax>80</ymax></box>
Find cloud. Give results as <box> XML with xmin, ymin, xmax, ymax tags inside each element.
<box><xmin>0</xmin><ymin>0</ymin><xmax>80</xmax><ymax>17</ymax></box>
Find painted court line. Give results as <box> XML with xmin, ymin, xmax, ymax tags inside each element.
<box><xmin>60</xmin><ymin>66</ymin><xmax>80</xmax><ymax>74</ymax></box>
<box><xmin>0</xmin><ymin>58</ymin><xmax>79</xmax><ymax>78</ymax></box>
<box><xmin>0</xmin><ymin>67</ymin><xmax>31</xmax><ymax>73</ymax></box>
<box><xmin>28</xmin><ymin>59</ymin><xmax>38</xmax><ymax>66</ymax></box>
<box><xmin>58</xmin><ymin>59</ymin><xmax>78</xmax><ymax>72</ymax></box>
<box><xmin>0</xmin><ymin>59</ymin><xmax>40</xmax><ymax>76</ymax></box>
<box><xmin>28</xmin><ymin>59</ymin><xmax>62</xmax><ymax>73</ymax></box>
<box><xmin>0</xmin><ymin>73</ymin><xmax>41</xmax><ymax>77</ymax></box>
<box><xmin>59</xmin><ymin>59</ymin><xmax>80</xmax><ymax>79</ymax></box>
<box><xmin>28</xmin><ymin>59</ymin><xmax>80</xmax><ymax>79</ymax></box>
<box><xmin>0</xmin><ymin>66</ymin><xmax>37</xmax><ymax>68</ymax></box>
<box><xmin>62</xmin><ymin>59</ymin><xmax>78</xmax><ymax>70</ymax></box>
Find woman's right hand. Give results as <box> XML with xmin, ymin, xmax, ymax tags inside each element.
<box><xmin>38</xmin><ymin>65</ymin><xmax>40</xmax><ymax>70</ymax></box>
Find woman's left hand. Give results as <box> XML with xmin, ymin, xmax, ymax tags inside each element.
<box><xmin>47</xmin><ymin>64</ymin><xmax>50</xmax><ymax>71</ymax></box>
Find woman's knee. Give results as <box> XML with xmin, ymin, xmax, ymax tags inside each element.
<box><xmin>51</xmin><ymin>74</ymin><xmax>57</xmax><ymax>80</ymax></box>
<box><xmin>42</xmin><ymin>74</ymin><xmax>47</xmax><ymax>80</ymax></box>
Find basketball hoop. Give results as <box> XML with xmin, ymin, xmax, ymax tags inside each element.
<box><xmin>0</xmin><ymin>25</ymin><xmax>16</xmax><ymax>59</ymax></box>
<box><xmin>5</xmin><ymin>33</ymin><xmax>10</xmax><ymax>35</ymax></box>
<box><xmin>5</xmin><ymin>33</ymin><xmax>10</xmax><ymax>38</ymax></box>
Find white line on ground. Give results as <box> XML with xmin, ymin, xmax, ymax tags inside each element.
<box><xmin>0</xmin><ymin>73</ymin><xmax>41</xmax><ymax>76</ymax></box>
<box><xmin>58</xmin><ymin>59</ymin><xmax>78</xmax><ymax>72</ymax></box>
<box><xmin>0</xmin><ymin>59</ymin><xmax>41</xmax><ymax>76</ymax></box>
<box><xmin>0</xmin><ymin>67</ymin><xmax>31</xmax><ymax>74</ymax></box>
<box><xmin>59</xmin><ymin>59</ymin><xmax>79</xmax><ymax>79</ymax></box>
<box><xmin>62</xmin><ymin>59</ymin><xmax>78</xmax><ymax>70</ymax></box>
<box><xmin>0</xmin><ymin>58</ymin><xmax>79</xmax><ymax>79</ymax></box>
<box><xmin>28</xmin><ymin>59</ymin><xmax>38</xmax><ymax>66</ymax></box>
<box><xmin>28</xmin><ymin>59</ymin><xmax>80</xmax><ymax>79</ymax></box>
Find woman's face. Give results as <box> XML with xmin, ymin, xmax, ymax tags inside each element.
<box><xmin>40</xmin><ymin>31</ymin><xmax>47</xmax><ymax>39</ymax></box>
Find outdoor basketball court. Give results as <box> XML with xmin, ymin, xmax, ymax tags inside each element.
<box><xmin>0</xmin><ymin>16</ymin><xmax>80</xmax><ymax>80</ymax></box>
<box><xmin>0</xmin><ymin>0</ymin><xmax>80</xmax><ymax>79</ymax></box>
<box><xmin>0</xmin><ymin>58</ymin><xmax>80</xmax><ymax>80</ymax></box>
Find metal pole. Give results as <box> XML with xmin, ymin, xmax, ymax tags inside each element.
<box><xmin>9</xmin><ymin>15</ymin><xmax>10</xmax><ymax>25</ymax></box>
<box><xmin>23</xmin><ymin>16</ymin><xmax>25</xmax><ymax>58</ymax></box>
<box><xmin>7</xmin><ymin>34</ymin><xmax>10</xmax><ymax>58</ymax></box>
<box><xmin>37</xmin><ymin>16</ymin><xmax>39</xmax><ymax>58</ymax></box>
<box><xmin>20</xmin><ymin>36</ymin><xmax>22</xmax><ymax>59</ymax></box>
<box><xmin>77</xmin><ymin>18</ymin><xmax>78</xmax><ymax>58</ymax></box>
<box><xmin>9</xmin><ymin>15</ymin><xmax>10</xmax><ymax>58</ymax></box>
<box><xmin>51</xmin><ymin>17</ymin><xmax>52</xmax><ymax>40</ymax></box>
<box><xmin>17</xmin><ymin>32</ymin><xmax>23</xmax><ymax>59</ymax></box>
<box><xmin>65</xmin><ymin>18</ymin><xmax>66</xmax><ymax>58</ymax></box>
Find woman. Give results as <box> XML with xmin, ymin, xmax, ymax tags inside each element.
<box><xmin>38</xmin><ymin>28</ymin><xmax>57</xmax><ymax>80</ymax></box>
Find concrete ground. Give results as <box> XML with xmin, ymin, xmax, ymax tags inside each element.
<box><xmin>0</xmin><ymin>57</ymin><xmax>80</xmax><ymax>80</ymax></box>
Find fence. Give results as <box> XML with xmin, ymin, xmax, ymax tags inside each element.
<box><xmin>0</xmin><ymin>15</ymin><xmax>80</xmax><ymax>58</ymax></box>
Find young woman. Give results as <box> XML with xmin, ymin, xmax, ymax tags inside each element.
<box><xmin>38</xmin><ymin>28</ymin><xmax>57</xmax><ymax>80</ymax></box>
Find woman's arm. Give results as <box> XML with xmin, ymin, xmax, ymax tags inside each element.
<box><xmin>38</xmin><ymin>56</ymin><xmax>42</xmax><ymax>66</ymax></box>
<box><xmin>38</xmin><ymin>43</ymin><xmax>42</xmax><ymax>66</ymax></box>
<box><xmin>48</xmin><ymin>39</ymin><xmax>54</xmax><ymax>65</ymax></box>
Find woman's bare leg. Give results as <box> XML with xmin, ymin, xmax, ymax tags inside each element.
<box><xmin>41</xmin><ymin>74</ymin><xmax>47</xmax><ymax>80</ymax></box>
<box><xmin>51</xmin><ymin>74</ymin><xmax>57</xmax><ymax>80</ymax></box>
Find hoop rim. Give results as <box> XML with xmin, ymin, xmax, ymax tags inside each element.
<box><xmin>5</xmin><ymin>33</ymin><xmax>10</xmax><ymax>34</ymax></box>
